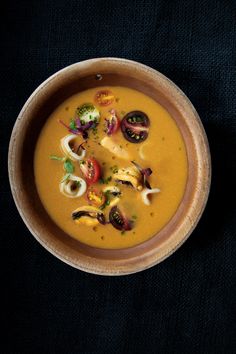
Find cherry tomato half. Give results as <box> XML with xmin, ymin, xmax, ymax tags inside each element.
<box><xmin>121</xmin><ymin>111</ymin><xmax>150</xmax><ymax>143</ymax></box>
<box><xmin>94</xmin><ymin>90</ymin><xmax>114</xmax><ymax>106</ymax></box>
<box><xmin>80</xmin><ymin>158</ymin><xmax>101</xmax><ymax>185</ymax></box>
<box><xmin>105</xmin><ymin>109</ymin><xmax>120</xmax><ymax>135</ymax></box>
<box><xmin>109</xmin><ymin>206</ymin><xmax>132</xmax><ymax>231</ymax></box>
<box><xmin>87</xmin><ymin>187</ymin><xmax>105</xmax><ymax>207</ymax></box>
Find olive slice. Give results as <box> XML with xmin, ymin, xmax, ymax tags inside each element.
<box><xmin>109</xmin><ymin>206</ymin><xmax>132</xmax><ymax>231</ymax></box>
<box><xmin>121</xmin><ymin>111</ymin><xmax>150</xmax><ymax>143</ymax></box>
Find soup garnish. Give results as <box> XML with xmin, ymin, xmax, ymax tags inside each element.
<box><xmin>49</xmin><ymin>90</ymin><xmax>158</xmax><ymax>232</ymax></box>
<box><xmin>34</xmin><ymin>86</ymin><xmax>188</xmax><ymax>248</ymax></box>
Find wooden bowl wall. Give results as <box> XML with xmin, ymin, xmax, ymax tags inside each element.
<box><xmin>8</xmin><ymin>58</ymin><xmax>211</xmax><ymax>275</ymax></box>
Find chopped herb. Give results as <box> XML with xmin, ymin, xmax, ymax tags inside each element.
<box><xmin>110</xmin><ymin>165</ymin><xmax>118</xmax><ymax>174</ymax></box>
<box><xmin>104</xmin><ymin>190</ymin><xmax>111</xmax><ymax>197</ymax></box>
<box><xmin>132</xmin><ymin>215</ymin><xmax>137</xmax><ymax>220</ymax></box>
<box><xmin>92</xmin><ymin>127</ymin><xmax>98</xmax><ymax>135</ymax></box>
<box><xmin>99</xmin><ymin>204</ymin><xmax>106</xmax><ymax>210</ymax></box>
<box><xmin>61</xmin><ymin>173</ymin><xmax>71</xmax><ymax>183</ymax></box>
<box><xmin>105</xmin><ymin>199</ymin><xmax>110</xmax><ymax>206</ymax></box>
<box><xmin>121</xmin><ymin>230</ymin><xmax>126</xmax><ymax>235</ymax></box>
<box><xmin>69</xmin><ymin>119</ymin><xmax>76</xmax><ymax>130</ymax></box>
<box><xmin>99</xmin><ymin>176</ymin><xmax>112</xmax><ymax>184</ymax></box>
<box><xmin>115</xmin><ymin>97</ymin><xmax>120</xmax><ymax>102</ymax></box>
<box><xmin>74</xmin><ymin>180</ymin><xmax>81</xmax><ymax>188</ymax></box>
<box><xmin>64</xmin><ymin>159</ymin><xmax>74</xmax><ymax>173</ymax></box>
<box><xmin>50</xmin><ymin>155</ymin><xmax>65</xmax><ymax>161</ymax></box>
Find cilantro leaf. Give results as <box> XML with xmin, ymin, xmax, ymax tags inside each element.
<box><xmin>50</xmin><ymin>155</ymin><xmax>65</xmax><ymax>161</ymax></box>
<box><xmin>64</xmin><ymin>159</ymin><xmax>74</xmax><ymax>173</ymax></box>
<box><xmin>69</xmin><ymin>119</ymin><xmax>76</xmax><ymax>130</ymax></box>
<box><xmin>61</xmin><ymin>173</ymin><xmax>71</xmax><ymax>183</ymax></box>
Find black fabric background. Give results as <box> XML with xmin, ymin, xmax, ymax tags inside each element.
<box><xmin>1</xmin><ymin>0</ymin><xmax>236</xmax><ymax>353</ymax></box>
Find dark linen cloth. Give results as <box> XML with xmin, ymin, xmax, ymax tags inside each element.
<box><xmin>1</xmin><ymin>0</ymin><xmax>236</xmax><ymax>353</ymax></box>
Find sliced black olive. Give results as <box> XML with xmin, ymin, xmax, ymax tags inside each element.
<box><xmin>109</xmin><ymin>206</ymin><xmax>132</xmax><ymax>231</ymax></box>
<box><xmin>121</xmin><ymin>111</ymin><xmax>150</xmax><ymax>143</ymax></box>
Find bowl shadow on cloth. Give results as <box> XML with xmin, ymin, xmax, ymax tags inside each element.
<box><xmin>184</xmin><ymin>120</ymin><xmax>235</xmax><ymax>250</ymax></box>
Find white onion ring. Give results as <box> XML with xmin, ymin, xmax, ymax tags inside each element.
<box><xmin>141</xmin><ymin>187</ymin><xmax>160</xmax><ymax>205</ymax></box>
<box><xmin>60</xmin><ymin>174</ymin><xmax>87</xmax><ymax>198</ymax></box>
<box><xmin>60</xmin><ymin>134</ymin><xmax>86</xmax><ymax>161</ymax></box>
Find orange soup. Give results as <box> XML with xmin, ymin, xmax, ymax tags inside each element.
<box><xmin>34</xmin><ymin>86</ymin><xmax>188</xmax><ymax>249</ymax></box>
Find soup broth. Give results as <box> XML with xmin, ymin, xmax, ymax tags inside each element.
<box><xmin>34</xmin><ymin>86</ymin><xmax>188</xmax><ymax>249</ymax></box>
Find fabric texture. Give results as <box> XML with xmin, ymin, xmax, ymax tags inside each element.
<box><xmin>1</xmin><ymin>0</ymin><xmax>236</xmax><ymax>353</ymax></box>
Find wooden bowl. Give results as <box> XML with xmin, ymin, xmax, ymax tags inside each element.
<box><xmin>8</xmin><ymin>58</ymin><xmax>211</xmax><ymax>275</ymax></box>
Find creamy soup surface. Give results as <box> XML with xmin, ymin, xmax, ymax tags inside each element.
<box><xmin>34</xmin><ymin>86</ymin><xmax>188</xmax><ymax>249</ymax></box>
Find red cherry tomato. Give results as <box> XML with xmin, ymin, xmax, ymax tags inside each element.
<box><xmin>105</xmin><ymin>109</ymin><xmax>120</xmax><ymax>135</ymax></box>
<box><xmin>86</xmin><ymin>187</ymin><xmax>105</xmax><ymax>207</ymax></box>
<box><xmin>80</xmin><ymin>158</ymin><xmax>101</xmax><ymax>185</ymax></box>
<box><xmin>94</xmin><ymin>90</ymin><xmax>114</xmax><ymax>106</ymax></box>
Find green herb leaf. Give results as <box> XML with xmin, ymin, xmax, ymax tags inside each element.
<box><xmin>64</xmin><ymin>159</ymin><xmax>74</xmax><ymax>173</ymax></box>
<box><xmin>104</xmin><ymin>190</ymin><xmax>111</xmax><ymax>197</ymax></box>
<box><xmin>50</xmin><ymin>155</ymin><xmax>65</xmax><ymax>161</ymax></box>
<box><xmin>132</xmin><ymin>215</ymin><xmax>137</xmax><ymax>220</ymax></box>
<box><xmin>61</xmin><ymin>173</ymin><xmax>71</xmax><ymax>183</ymax></box>
<box><xmin>69</xmin><ymin>119</ymin><xmax>76</xmax><ymax>130</ymax></box>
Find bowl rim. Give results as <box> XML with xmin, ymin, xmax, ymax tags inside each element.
<box><xmin>8</xmin><ymin>57</ymin><xmax>211</xmax><ymax>275</ymax></box>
